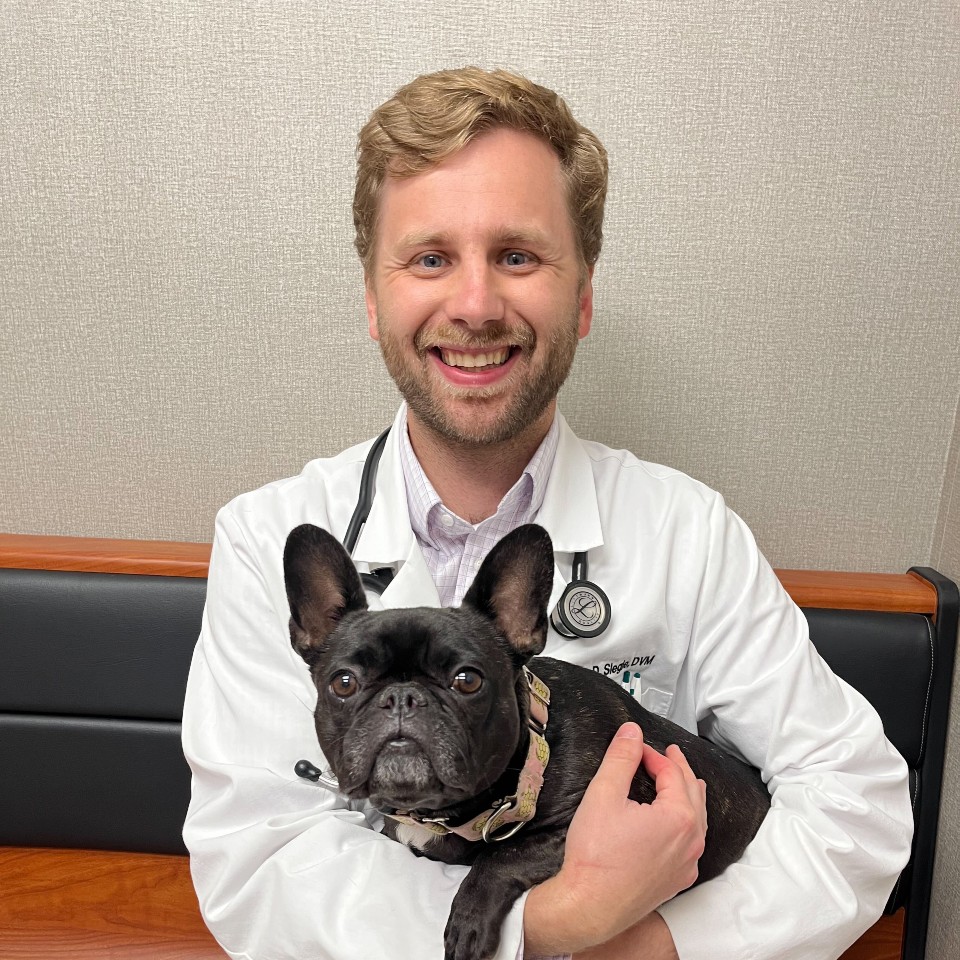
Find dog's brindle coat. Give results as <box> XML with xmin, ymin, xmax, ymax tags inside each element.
<box><xmin>284</xmin><ymin>523</ymin><xmax>769</xmax><ymax>960</ymax></box>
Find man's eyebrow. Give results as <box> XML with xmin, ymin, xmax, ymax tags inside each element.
<box><xmin>393</xmin><ymin>231</ymin><xmax>452</xmax><ymax>251</ymax></box>
<box><xmin>491</xmin><ymin>227</ymin><xmax>554</xmax><ymax>248</ymax></box>
<box><xmin>392</xmin><ymin>228</ymin><xmax>554</xmax><ymax>250</ymax></box>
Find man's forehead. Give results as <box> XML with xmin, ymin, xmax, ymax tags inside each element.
<box><xmin>376</xmin><ymin>132</ymin><xmax>571</xmax><ymax>233</ymax></box>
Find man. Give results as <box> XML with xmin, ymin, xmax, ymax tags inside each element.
<box><xmin>182</xmin><ymin>68</ymin><xmax>912</xmax><ymax>959</ymax></box>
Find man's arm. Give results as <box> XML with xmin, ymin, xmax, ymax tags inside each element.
<box><xmin>529</xmin><ymin>493</ymin><xmax>912</xmax><ymax>960</ymax></box>
<box><xmin>572</xmin><ymin>914</ymin><xmax>677</xmax><ymax>960</ymax></box>
<box><xmin>654</xmin><ymin>497</ymin><xmax>913</xmax><ymax>959</ymax></box>
<box><xmin>523</xmin><ymin>727</ymin><xmax>704</xmax><ymax>958</ymax></box>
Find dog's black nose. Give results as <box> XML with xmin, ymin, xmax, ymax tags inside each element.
<box><xmin>379</xmin><ymin>683</ymin><xmax>426</xmax><ymax>719</ymax></box>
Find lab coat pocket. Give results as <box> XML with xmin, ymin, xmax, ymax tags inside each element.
<box><xmin>640</xmin><ymin>683</ymin><xmax>675</xmax><ymax>718</ymax></box>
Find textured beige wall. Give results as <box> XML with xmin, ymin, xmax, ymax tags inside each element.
<box><xmin>933</xmin><ymin>405</ymin><xmax>960</xmax><ymax>583</ymax></box>
<box><xmin>3</xmin><ymin>2</ymin><xmax>958</xmax><ymax>572</ymax></box>
<box><xmin>2</xmin><ymin>3</ymin><xmax>959</xmax><ymax>955</ymax></box>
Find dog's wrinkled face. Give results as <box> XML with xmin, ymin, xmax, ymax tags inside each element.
<box><xmin>283</xmin><ymin>524</ymin><xmax>555</xmax><ymax>813</ymax></box>
<box><xmin>300</xmin><ymin>603</ymin><xmax>524</xmax><ymax>811</ymax></box>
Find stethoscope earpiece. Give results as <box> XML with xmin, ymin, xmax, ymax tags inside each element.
<box><xmin>549</xmin><ymin>551</ymin><xmax>611</xmax><ymax>639</ymax></box>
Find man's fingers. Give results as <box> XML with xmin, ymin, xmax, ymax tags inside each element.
<box><xmin>642</xmin><ymin>744</ymin><xmax>707</xmax><ymax>810</ymax></box>
<box><xmin>647</xmin><ymin>744</ymin><xmax>707</xmax><ymax>839</ymax></box>
<box><xmin>664</xmin><ymin>743</ymin><xmax>699</xmax><ymax>783</ymax></box>
<box><xmin>646</xmin><ymin>744</ymin><xmax>702</xmax><ymax>790</ymax></box>
<box><xmin>665</xmin><ymin>745</ymin><xmax>708</xmax><ymax>808</ymax></box>
<box><xmin>585</xmin><ymin>722</ymin><xmax>645</xmax><ymax>800</ymax></box>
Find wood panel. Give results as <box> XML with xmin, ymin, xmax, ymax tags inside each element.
<box><xmin>0</xmin><ymin>534</ymin><xmax>211</xmax><ymax>579</ymax></box>
<box><xmin>0</xmin><ymin>533</ymin><xmax>940</xmax><ymax>614</ymax></box>
<box><xmin>777</xmin><ymin>568</ymin><xmax>937</xmax><ymax>616</ymax></box>
<box><xmin>0</xmin><ymin>847</ymin><xmax>225</xmax><ymax>959</ymax></box>
<box><xmin>839</xmin><ymin>911</ymin><xmax>905</xmax><ymax>960</ymax></box>
<box><xmin>0</xmin><ymin>846</ymin><xmax>905</xmax><ymax>959</ymax></box>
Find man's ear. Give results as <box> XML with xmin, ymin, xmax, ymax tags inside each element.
<box><xmin>364</xmin><ymin>275</ymin><xmax>380</xmax><ymax>342</ymax></box>
<box><xmin>462</xmin><ymin>525</ymin><xmax>555</xmax><ymax>663</ymax></box>
<box><xmin>283</xmin><ymin>524</ymin><xmax>368</xmax><ymax>666</ymax></box>
<box><xmin>578</xmin><ymin>264</ymin><xmax>594</xmax><ymax>339</ymax></box>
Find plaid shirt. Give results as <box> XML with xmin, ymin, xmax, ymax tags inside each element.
<box><xmin>398</xmin><ymin>411</ymin><xmax>560</xmax><ymax>608</ymax></box>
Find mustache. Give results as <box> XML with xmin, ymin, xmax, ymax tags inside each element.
<box><xmin>414</xmin><ymin>324</ymin><xmax>535</xmax><ymax>353</ymax></box>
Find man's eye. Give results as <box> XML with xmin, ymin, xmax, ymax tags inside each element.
<box><xmin>502</xmin><ymin>251</ymin><xmax>531</xmax><ymax>267</ymax></box>
<box><xmin>416</xmin><ymin>253</ymin><xmax>445</xmax><ymax>269</ymax></box>
<box><xmin>329</xmin><ymin>672</ymin><xmax>359</xmax><ymax>699</ymax></box>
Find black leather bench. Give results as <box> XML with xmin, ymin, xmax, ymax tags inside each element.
<box><xmin>0</xmin><ymin>568</ymin><xmax>204</xmax><ymax>855</ymax></box>
<box><xmin>0</xmin><ymin>535</ymin><xmax>955</xmax><ymax>960</ymax></box>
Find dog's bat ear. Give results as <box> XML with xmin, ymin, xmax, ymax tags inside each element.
<box><xmin>462</xmin><ymin>524</ymin><xmax>554</xmax><ymax>662</ymax></box>
<box><xmin>283</xmin><ymin>523</ymin><xmax>367</xmax><ymax>666</ymax></box>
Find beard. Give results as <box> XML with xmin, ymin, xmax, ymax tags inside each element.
<box><xmin>376</xmin><ymin>309</ymin><xmax>581</xmax><ymax>447</ymax></box>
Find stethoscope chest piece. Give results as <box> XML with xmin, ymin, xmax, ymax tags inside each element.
<box><xmin>550</xmin><ymin>557</ymin><xmax>611</xmax><ymax>639</ymax></box>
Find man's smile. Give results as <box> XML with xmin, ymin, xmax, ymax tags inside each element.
<box><xmin>428</xmin><ymin>344</ymin><xmax>523</xmax><ymax>388</ymax></box>
<box><xmin>437</xmin><ymin>347</ymin><xmax>513</xmax><ymax>370</ymax></box>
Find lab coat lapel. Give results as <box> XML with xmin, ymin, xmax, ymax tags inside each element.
<box><xmin>536</xmin><ymin>413</ymin><xmax>603</xmax><ymax>554</ymax></box>
<box><xmin>535</xmin><ymin>413</ymin><xmax>605</xmax><ymax>610</ymax></box>
<box><xmin>350</xmin><ymin>407</ymin><xmax>441</xmax><ymax>610</ymax></box>
<box><xmin>379</xmin><ymin>539</ymin><xmax>441</xmax><ymax>609</ymax></box>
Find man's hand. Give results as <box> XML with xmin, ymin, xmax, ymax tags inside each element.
<box><xmin>523</xmin><ymin>722</ymin><xmax>706</xmax><ymax>956</ymax></box>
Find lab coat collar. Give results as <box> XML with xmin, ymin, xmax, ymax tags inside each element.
<box><xmin>535</xmin><ymin>412</ymin><xmax>604</xmax><ymax>555</ymax></box>
<box><xmin>350</xmin><ymin>405</ymin><xmax>414</xmax><ymax>568</ymax></box>
<box><xmin>351</xmin><ymin>406</ymin><xmax>440</xmax><ymax>609</ymax></box>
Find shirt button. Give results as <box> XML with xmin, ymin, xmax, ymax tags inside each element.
<box><xmin>441</xmin><ymin>513</ymin><xmax>454</xmax><ymax>528</ymax></box>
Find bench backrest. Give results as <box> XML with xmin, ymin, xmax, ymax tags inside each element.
<box><xmin>0</xmin><ymin>535</ymin><xmax>955</xmax><ymax>960</ymax></box>
<box><xmin>0</xmin><ymin>568</ymin><xmax>203</xmax><ymax>854</ymax></box>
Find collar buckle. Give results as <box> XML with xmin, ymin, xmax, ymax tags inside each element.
<box><xmin>480</xmin><ymin>797</ymin><xmax>527</xmax><ymax>842</ymax></box>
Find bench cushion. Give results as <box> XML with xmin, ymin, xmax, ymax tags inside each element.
<box><xmin>804</xmin><ymin>608</ymin><xmax>933</xmax><ymax>765</ymax></box>
<box><xmin>0</xmin><ymin>569</ymin><xmax>205</xmax><ymax>720</ymax></box>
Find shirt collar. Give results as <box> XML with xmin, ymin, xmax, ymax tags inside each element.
<box><xmin>399</xmin><ymin>410</ymin><xmax>561</xmax><ymax>547</ymax></box>
<box><xmin>353</xmin><ymin>404</ymin><xmax>603</xmax><ymax>569</ymax></box>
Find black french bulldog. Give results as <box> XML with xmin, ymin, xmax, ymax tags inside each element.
<box><xmin>284</xmin><ymin>522</ymin><xmax>769</xmax><ymax>960</ymax></box>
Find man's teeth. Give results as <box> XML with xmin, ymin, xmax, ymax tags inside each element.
<box><xmin>439</xmin><ymin>348</ymin><xmax>510</xmax><ymax>369</ymax></box>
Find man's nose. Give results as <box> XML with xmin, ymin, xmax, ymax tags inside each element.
<box><xmin>444</xmin><ymin>260</ymin><xmax>505</xmax><ymax>328</ymax></box>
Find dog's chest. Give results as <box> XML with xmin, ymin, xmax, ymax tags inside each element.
<box><xmin>394</xmin><ymin>820</ymin><xmax>443</xmax><ymax>853</ymax></box>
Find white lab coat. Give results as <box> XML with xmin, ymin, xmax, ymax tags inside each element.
<box><xmin>182</xmin><ymin>405</ymin><xmax>912</xmax><ymax>960</ymax></box>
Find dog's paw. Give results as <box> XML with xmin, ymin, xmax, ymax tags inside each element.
<box><xmin>442</xmin><ymin>847</ymin><xmax>556</xmax><ymax>960</ymax></box>
<box><xmin>443</xmin><ymin>909</ymin><xmax>502</xmax><ymax>960</ymax></box>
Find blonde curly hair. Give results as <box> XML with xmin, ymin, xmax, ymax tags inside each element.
<box><xmin>354</xmin><ymin>67</ymin><xmax>608</xmax><ymax>273</ymax></box>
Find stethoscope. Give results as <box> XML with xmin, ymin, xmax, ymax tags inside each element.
<box><xmin>343</xmin><ymin>427</ymin><xmax>611</xmax><ymax>640</ymax></box>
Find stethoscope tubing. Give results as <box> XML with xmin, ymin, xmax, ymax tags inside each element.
<box><xmin>342</xmin><ymin>427</ymin><xmax>391</xmax><ymax>555</ymax></box>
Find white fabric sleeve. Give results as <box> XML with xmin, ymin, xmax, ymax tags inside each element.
<box><xmin>182</xmin><ymin>507</ymin><xmax>526</xmax><ymax>959</ymax></box>
<box><xmin>656</xmin><ymin>497</ymin><xmax>913</xmax><ymax>960</ymax></box>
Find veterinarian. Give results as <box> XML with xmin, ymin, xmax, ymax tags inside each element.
<box><xmin>182</xmin><ymin>68</ymin><xmax>912</xmax><ymax>959</ymax></box>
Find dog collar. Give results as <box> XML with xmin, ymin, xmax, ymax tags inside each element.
<box><xmin>387</xmin><ymin>666</ymin><xmax>551</xmax><ymax>843</ymax></box>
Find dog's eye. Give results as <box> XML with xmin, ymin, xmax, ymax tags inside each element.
<box><xmin>451</xmin><ymin>670</ymin><xmax>483</xmax><ymax>695</ymax></box>
<box><xmin>330</xmin><ymin>672</ymin><xmax>359</xmax><ymax>699</ymax></box>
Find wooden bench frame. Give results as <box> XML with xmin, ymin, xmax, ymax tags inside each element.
<box><xmin>0</xmin><ymin>533</ymin><xmax>947</xmax><ymax>959</ymax></box>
